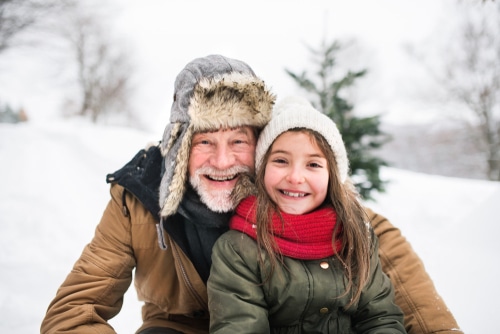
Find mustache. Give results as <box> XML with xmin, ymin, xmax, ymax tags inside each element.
<box><xmin>193</xmin><ymin>165</ymin><xmax>251</xmax><ymax>177</ymax></box>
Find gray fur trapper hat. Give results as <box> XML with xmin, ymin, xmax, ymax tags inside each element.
<box><xmin>159</xmin><ymin>54</ymin><xmax>276</xmax><ymax>218</ymax></box>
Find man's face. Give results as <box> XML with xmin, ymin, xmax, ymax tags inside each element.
<box><xmin>188</xmin><ymin>126</ymin><xmax>256</xmax><ymax>212</ymax></box>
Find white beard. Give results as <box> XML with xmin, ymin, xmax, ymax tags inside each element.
<box><xmin>189</xmin><ymin>165</ymin><xmax>250</xmax><ymax>213</ymax></box>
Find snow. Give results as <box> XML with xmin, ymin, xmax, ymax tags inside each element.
<box><xmin>1</xmin><ymin>119</ymin><xmax>499</xmax><ymax>333</ymax></box>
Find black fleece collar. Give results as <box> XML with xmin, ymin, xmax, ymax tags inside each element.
<box><xmin>177</xmin><ymin>184</ymin><xmax>230</xmax><ymax>282</ymax></box>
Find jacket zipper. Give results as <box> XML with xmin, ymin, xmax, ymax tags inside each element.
<box><xmin>170</xmin><ymin>240</ymin><xmax>207</xmax><ymax>309</ymax></box>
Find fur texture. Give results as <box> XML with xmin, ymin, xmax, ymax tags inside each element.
<box><xmin>190</xmin><ymin>72</ymin><xmax>274</xmax><ymax>131</ymax></box>
<box><xmin>159</xmin><ymin>56</ymin><xmax>275</xmax><ymax>218</ymax></box>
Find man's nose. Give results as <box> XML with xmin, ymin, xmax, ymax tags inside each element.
<box><xmin>211</xmin><ymin>143</ymin><xmax>236</xmax><ymax>170</ymax></box>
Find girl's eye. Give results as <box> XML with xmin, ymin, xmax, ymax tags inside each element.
<box><xmin>272</xmin><ymin>158</ymin><xmax>287</xmax><ymax>164</ymax></box>
<box><xmin>309</xmin><ymin>162</ymin><xmax>322</xmax><ymax>168</ymax></box>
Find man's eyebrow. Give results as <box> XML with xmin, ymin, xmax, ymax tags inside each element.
<box><xmin>234</xmin><ymin>127</ymin><xmax>251</xmax><ymax>135</ymax></box>
<box><xmin>202</xmin><ymin>126</ymin><xmax>248</xmax><ymax>134</ymax></box>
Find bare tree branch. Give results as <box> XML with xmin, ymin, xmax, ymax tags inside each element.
<box><xmin>409</xmin><ymin>1</ymin><xmax>500</xmax><ymax>181</ymax></box>
<box><xmin>55</xmin><ymin>2</ymin><xmax>135</xmax><ymax>123</ymax></box>
<box><xmin>0</xmin><ymin>0</ymin><xmax>72</xmax><ymax>53</ymax></box>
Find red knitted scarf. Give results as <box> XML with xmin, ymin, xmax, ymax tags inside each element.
<box><xmin>229</xmin><ymin>196</ymin><xmax>342</xmax><ymax>260</ymax></box>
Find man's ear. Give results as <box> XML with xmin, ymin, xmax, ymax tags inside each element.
<box><xmin>230</xmin><ymin>172</ymin><xmax>257</xmax><ymax>206</ymax></box>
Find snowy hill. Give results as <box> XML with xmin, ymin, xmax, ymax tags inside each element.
<box><xmin>1</xmin><ymin>120</ymin><xmax>498</xmax><ymax>333</ymax></box>
<box><xmin>377</xmin><ymin>122</ymin><xmax>486</xmax><ymax>180</ymax></box>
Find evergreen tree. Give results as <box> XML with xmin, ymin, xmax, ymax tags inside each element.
<box><xmin>286</xmin><ymin>40</ymin><xmax>390</xmax><ymax>200</ymax></box>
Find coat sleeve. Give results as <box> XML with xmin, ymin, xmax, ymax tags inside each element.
<box><xmin>40</xmin><ymin>185</ymin><xmax>136</xmax><ymax>334</ymax></box>
<box><xmin>365</xmin><ymin>207</ymin><xmax>463</xmax><ymax>334</ymax></box>
<box><xmin>351</xmin><ymin>233</ymin><xmax>407</xmax><ymax>334</ymax></box>
<box><xmin>208</xmin><ymin>231</ymin><xmax>270</xmax><ymax>334</ymax></box>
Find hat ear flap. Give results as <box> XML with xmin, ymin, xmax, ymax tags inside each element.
<box><xmin>159</xmin><ymin>123</ymin><xmax>192</xmax><ymax>217</ymax></box>
<box><xmin>161</xmin><ymin>122</ymin><xmax>183</xmax><ymax>156</ymax></box>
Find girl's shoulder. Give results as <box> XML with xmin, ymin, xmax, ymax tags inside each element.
<box><xmin>215</xmin><ymin>230</ymin><xmax>259</xmax><ymax>257</ymax></box>
<box><xmin>218</xmin><ymin>229</ymin><xmax>256</xmax><ymax>246</ymax></box>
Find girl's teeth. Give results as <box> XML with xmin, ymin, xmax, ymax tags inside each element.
<box><xmin>283</xmin><ymin>191</ymin><xmax>305</xmax><ymax>197</ymax></box>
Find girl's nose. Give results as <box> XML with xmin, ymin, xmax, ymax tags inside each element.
<box><xmin>286</xmin><ymin>166</ymin><xmax>305</xmax><ymax>184</ymax></box>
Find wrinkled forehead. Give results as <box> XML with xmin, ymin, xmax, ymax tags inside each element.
<box><xmin>196</xmin><ymin>125</ymin><xmax>258</xmax><ymax>140</ymax></box>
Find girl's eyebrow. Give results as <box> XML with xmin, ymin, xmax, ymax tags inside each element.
<box><xmin>309</xmin><ymin>153</ymin><xmax>326</xmax><ymax>158</ymax></box>
<box><xmin>270</xmin><ymin>149</ymin><xmax>325</xmax><ymax>159</ymax></box>
<box><xmin>269</xmin><ymin>149</ymin><xmax>290</xmax><ymax>155</ymax></box>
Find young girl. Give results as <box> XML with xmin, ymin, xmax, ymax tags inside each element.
<box><xmin>207</xmin><ymin>96</ymin><xmax>406</xmax><ymax>333</ymax></box>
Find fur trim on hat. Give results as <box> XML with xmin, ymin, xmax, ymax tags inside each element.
<box><xmin>159</xmin><ymin>55</ymin><xmax>275</xmax><ymax>218</ymax></box>
<box><xmin>189</xmin><ymin>72</ymin><xmax>273</xmax><ymax>132</ymax></box>
<box><xmin>255</xmin><ymin>95</ymin><xmax>349</xmax><ymax>183</ymax></box>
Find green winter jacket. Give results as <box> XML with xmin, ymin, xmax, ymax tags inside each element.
<box><xmin>208</xmin><ymin>230</ymin><xmax>406</xmax><ymax>334</ymax></box>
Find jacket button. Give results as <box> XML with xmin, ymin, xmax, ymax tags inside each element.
<box><xmin>320</xmin><ymin>261</ymin><xmax>329</xmax><ymax>269</ymax></box>
<box><xmin>320</xmin><ymin>307</ymin><xmax>329</xmax><ymax>314</ymax></box>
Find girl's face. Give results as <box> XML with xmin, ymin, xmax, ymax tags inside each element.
<box><xmin>264</xmin><ymin>131</ymin><xmax>329</xmax><ymax>215</ymax></box>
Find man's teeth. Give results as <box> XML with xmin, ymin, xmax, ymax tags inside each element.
<box><xmin>208</xmin><ymin>174</ymin><xmax>236</xmax><ymax>181</ymax></box>
<box><xmin>282</xmin><ymin>191</ymin><xmax>305</xmax><ymax>197</ymax></box>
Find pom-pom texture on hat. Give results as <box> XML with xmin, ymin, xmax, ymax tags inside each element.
<box><xmin>255</xmin><ymin>96</ymin><xmax>349</xmax><ymax>183</ymax></box>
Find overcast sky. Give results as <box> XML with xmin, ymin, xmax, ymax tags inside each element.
<box><xmin>0</xmin><ymin>0</ymin><xmax>456</xmax><ymax>132</ymax></box>
<box><xmin>111</xmin><ymin>0</ymin><xmax>455</xmax><ymax>131</ymax></box>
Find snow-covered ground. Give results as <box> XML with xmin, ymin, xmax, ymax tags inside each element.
<box><xmin>1</xmin><ymin>119</ymin><xmax>498</xmax><ymax>333</ymax></box>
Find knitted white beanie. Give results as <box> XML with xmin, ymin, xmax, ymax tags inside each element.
<box><xmin>255</xmin><ymin>95</ymin><xmax>349</xmax><ymax>183</ymax></box>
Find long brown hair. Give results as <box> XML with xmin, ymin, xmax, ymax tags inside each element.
<box><xmin>254</xmin><ymin>128</ymin><xmax>371</xmax><ymax>309</ymax></box>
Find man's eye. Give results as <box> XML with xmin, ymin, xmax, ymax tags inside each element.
<box><xmin>233</xmin><ymin>137</ymin><xmax>249</xmax><ymax>145</ymax></box>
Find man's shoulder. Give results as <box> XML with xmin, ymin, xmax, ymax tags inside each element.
<box><xmin>106</xmin><ymin>142</ymin><xmax>163</xmax><ymax>218</ymax></box>
<box><xmin>364</xmin><ymin>207</ymin><xmax>396</xmax><ymax>234</ymax></box>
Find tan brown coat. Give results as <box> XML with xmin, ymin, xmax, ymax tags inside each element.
<box><xmin>367</xmin><ymin>208</ymin><xmax>463</xmax><ymax>334</ymax></box>
<box><xmin>41</xmin><ymin>185</ymin><xmax>463</xmax><ymax>334</ymax></box>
